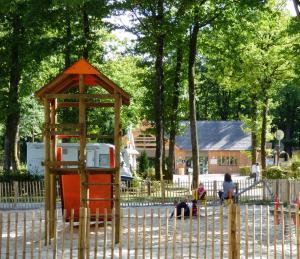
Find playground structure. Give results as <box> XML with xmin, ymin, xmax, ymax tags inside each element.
<box><xmin>35</xmin><ymin>59</ymin><xmax>130</xmax><ymax>258</ymax></box>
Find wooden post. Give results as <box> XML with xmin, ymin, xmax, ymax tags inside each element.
<box><xmin>13</xmin><ymin>181</ymin><xmax>18</xmax><ymax>206</ymax></box>
<box><xmin>43</xmin><ymin>99</ymin><xmax>51</xmax><ymax>244</ymax></box>
<box><xmin>287</xmin><ymin>180</ymin><xmax>291</xmax><ymax>205</ymax></box>
<box><xmin>229</xmin><ymin>204</ymin><xmax>238</xmax><ymax>259</ymax></box>
<box><xmin>213</xmin><ymin>180</ymin><xmax>217</xmax><ymax>199</ymax></box>
<box><xmin>262</xmin><ymin>180</ymin><xmax>266</xmax><ymax>201</ymax></box>
<box><xmin>235</xmin><ymin>183</ymin><xmax>239</xmax><ymax>203</ymax></box>
<box><xmin>79</xmin><ymin>74</ymin><xmax>87</xmax><ymax>259</ymax></box>
<box><xmin>161</xmin><ymin>180</ymin><xmax>165</xmax><ymax>204</ymax></box>
<box><xmin>275</xmin><ymin>180</ymin><xmax>279</xmax><ymax>197</ymax></box>
<box><xmin>50</xmin><ymin>99</ymin><xmax>57</xmax><ymax>239</ymax></box>
<box><xmin>114</xmin><ymin>92</ymin><xmax>121</xmax><ymax>244</ymax></box>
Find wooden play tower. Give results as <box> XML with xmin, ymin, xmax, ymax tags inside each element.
<box><xmin>35</xmin><ymin>59</ymin><xmax>130</xmax><ymax>258</ymax></box>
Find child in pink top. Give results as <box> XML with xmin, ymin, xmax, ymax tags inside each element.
<box><xmin>197</xmin><ymin>183</ymin><xmax>206</xmax><ymax>200</ymax></box>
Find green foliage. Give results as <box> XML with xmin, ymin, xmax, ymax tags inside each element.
<box><xmin>291</xmin><ymin>161</ymin><xmax>300</xmax><ymax>172</ymax></box>
<box><xmin>0</xmin><ymin>170</ymin><xmax>43</xmax><ymax>182</ymax></box>
<box><xmin>239</xmin><ymin>166</ymin><xmax>251</xmax><ymax>176</ymax></box>
<box><xmin>265</xmin><ymin>166</ymin><xmax>287</xmax><ymax>179</ymax></box>
<box><xmin>146</xmin><ymin>167</ymin><xmax>156</xmax><ymax>180</ymax></box>
<box><xmin>132</xmin><ymin>172</ymin><xmax>142</xmax><ymax>188</ymax></box>
<box><xmin>138</xmin><ymin>151</ymin><xmax>149</xmax><ymax>174</ymax></box>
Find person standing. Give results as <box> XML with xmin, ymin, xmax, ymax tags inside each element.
<box><xmin>251</xmin><ymin>163</ymin><xmax>258</xmax><ymax>181</ymax></box>
<box><xmin>256</xmin><ymin>162</ymin><xmax>261</xmax><ymax>181</ymax></box>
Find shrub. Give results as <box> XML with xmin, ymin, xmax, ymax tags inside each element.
<box><xmin>265</xmin><ymin>166</ymin><xmax>287</xmax><ymax>179</ymax></box>
<box><xmin>146</xmin><ymin>167</ymin><xmax>156</xmax><ymax>180</ymax></box>
<box><xmin>0</xmin><ymin>170</ymin><xmax>43</xmax><ymax>182</ymax></box>
<box><xmin>240</xmin><ymin>166</ymin><xmax>251</xmax><ymax>176</ymax></box>
<box><xmin>291</xmin><ymin>161</ymin><xmax>300</xmax><ymax>172</ymax></box>
<box><xmin>138</xmin><ymin>151</ymin><xmax>149</xmax><ymax>174</ymax></box>
<box><xmin>132</xmin><ymin>172</ymin><xmax>142</xmax><ymax>188</ymax></box>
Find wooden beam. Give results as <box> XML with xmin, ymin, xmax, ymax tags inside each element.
<box><xmin>43</xmin><ymin>99</ymin><xmax>51</xmax><ymax>244</ymax></box>
<box><xmin>50</xmin><ymin>130</ymin><xmax>80</xmax><ymax>136</ymax></box>
<box><xmin>44</xmin><ymin>161</ymin><xmax>83</xmax><ymax>167</ymax></box>
<box><xmin>49</xmin><ymin>123</ymin><xmax>80</xmax><ymax>129</ymax></box>
<box><xmin>45</xmin><ymin>93</ymin><xmax>113</xmax><ymax>99</ymax></box>
<box><xmin>92</xmin><ymin>74</ymin><xmax>130</xmax><ymax>106</ymax></box>
<box><xmin>86</xmin><ymin>168</ymin><xmax>117</xmax><ymax>174</ymax></box>
<box><xmin>114</xmin><ymin>92</ymin><xmax>122</xmax><ymax>244</ymax></box>
<box><xmin>49</xmin><ymin>168</ymin><xmax>80</xmax><ymax>175</ymax></box>
<box><xmin>57</xmin><ymin>102</ymin><xmax>114</xmax><ymax>108</ymax></box>
<box><xmin>78</xmin><ymin>74</ymin><xmax>87</xmax><ymax>259</ymax></box>
<box><xmin>86</xmin><ymin>134</ymin><xmax>114</xmax><ymax>139</ymax></box>
<box><xmin>49</xmin><ymin>99</ymin><xmax>57</xmax><ymax>239</ymax></box>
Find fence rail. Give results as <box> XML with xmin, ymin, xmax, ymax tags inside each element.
<box><xmin>0</xmin><ymin>205</ymin><xmax>299</xmax><ymax>258</ymax></box>
<box><xmin>0</xmin><ymin>179</ymin><xmax>299</xmax><ymax>209</ymax></box>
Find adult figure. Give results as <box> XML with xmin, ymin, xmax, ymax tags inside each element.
<box><xmin>218</xmin><ymin>173</ymin><xmax>235</xmax><ymax>201</ymax></box>
<box><xmin>170</xmin><ymin>198</ymin><xmax>190</xmax><ymax>219</ymax></box>
<box><xmin>256</xmin><ymin>162</ymin><xmax>261</xmax><ymax>181</ymax></box>
<box><xmin>251</xmin><ymin>163</ymin><xmax>257</xmax><ymax>181</ymax></box>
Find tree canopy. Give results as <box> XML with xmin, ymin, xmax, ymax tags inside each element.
<box><xmin>0</xmin><ymin>0</ymin><xmax>299</xmax><ymax>177</ymax></box>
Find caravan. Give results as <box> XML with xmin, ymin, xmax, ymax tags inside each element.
<box><xmin>26</xmin><ymin>142</ymin><xmax>132</xmax><ymax>180</ymax></box>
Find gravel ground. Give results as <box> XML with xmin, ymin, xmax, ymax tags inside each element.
<box><xmin>0</xmin><ymin>204</ymin><xmax>298</xmax><ymax>258</ymax></box>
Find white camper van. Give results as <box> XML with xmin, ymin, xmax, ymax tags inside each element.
<box><xmin>26</xmin><ymin>142</ymin><xmax>132</xmax><ymax>180</ymax></box>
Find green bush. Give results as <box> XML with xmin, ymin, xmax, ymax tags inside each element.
<box><xmin>132</xmin><ymin>172</ymin><xmax>142</xmax><ymax>188</ymax></box>
<box><xmin>0</xmin><ymin>170</ymin><xmax>43</xmax><ymax>182</ymax></box>
<box><xmin>146</xmin><ymin>167</ymin><xmax>156</xmax><ymax>180</ymax></box>
<box><xmin>138</xmin><ymin>151</ymin><xmax>149</xmax><ymax>174</ymax></box>
<box><xmin>291</xmin><ymin>161</ymin><xmax>300</xmax><ymax>172</ymax></box>
<box><xmin>265</xmin><ymin>166</ymin><xmax>287</xmax><ymax>179</ymax></box>
<box><xmin>240</xmin><ymin>166</ymin><xmax>251</xmax><ymax>176</ymax></box>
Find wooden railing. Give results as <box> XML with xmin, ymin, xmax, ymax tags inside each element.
<box><xmin>0</xmin><ymin>204</ymin><xmax>299</xmax><ymax>258</ymax></box>
<box><xmin>0</xmin><ymin>179</ymin><xmax>299</xmax><ymax>209</ymax></box>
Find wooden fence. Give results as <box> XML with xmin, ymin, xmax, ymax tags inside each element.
<box><xmin>0</xmin><ymin>204</ymin><xmax>299</xmax><ymax>258</ymax></box>
<box><xmin>0</xmin><ymin>179</ymin><xmax>299</xmax><ymax>209</ymax></box>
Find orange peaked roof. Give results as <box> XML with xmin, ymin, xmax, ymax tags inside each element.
<box><xmin>35</xmin><ymin>59</ymin><xmax>130</xmax><ymax>105</ymax></box>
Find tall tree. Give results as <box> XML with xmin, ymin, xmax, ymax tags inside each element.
<box><xmin>293</xmin><ymin>0</ymin><xmax>300</xmax><ymax>17</ymax></box>
<box><xmin>153</xmin><ymin>0</ymin><xmax>165</xmax><ymax>180</ymax></box>
<box><xmin>188</xmin><ymin>8</ymin><xmax>200</xmax><ymax>188</ymax></box>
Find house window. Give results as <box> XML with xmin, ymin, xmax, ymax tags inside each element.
<box><xmin>99</xmin><ymin>154</ymin><xmax>109</xmax><ymax>167</ymax></box>
<box><xmin>217</xmin><ymin>156</ymin><xmax>238</xmax><ymax>166</ymax></box>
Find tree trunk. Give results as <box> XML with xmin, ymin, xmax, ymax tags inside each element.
<box><xmin>64</xmin><ymin>7</ymin><xmax>71</xmax><ymax>68</ymax></box>
<box><xmin>261</xmin><ymin>96</ymin><xmax>269</xmax><ymax>171</ymax></box>
<box><xmin>154</xmin><ymin>0</ymin><xmax>165</xmax><ymax>181</ymax></box>
<box><xmin>251</xmin><ymin>94</ymin><xmax>258</xmax><ymax>164</ymax></box>
<box><xmin>3</xmin><ymin>13</ymin><xmax>22</xmax><ymax>172</ymax></box>
<box><xmin>188</xmin><ymin>12</ymin><xmax>200</xmax><ymax>189</ymax></box>
<box><xmin>12</xmin><ymin>126</ymin><xmax>20</xmax><ymax>171</ymax></box>
<box><xmin>292</xmin><ymin>0</ymin><xmax>300</xmax><ymax>16</ymax></box>
<box><xmin>251</xmin><ymin>132</ymin><xmax>257</xmax><ymax>164</ymax></box>
<box><xmin>82</xmin><ymin>3</ymin><xmax>90</xmax><ymax>60</ymax></box>
<box><xmin>162</xmin><ymin>126</ymin><xmax>167</xmax><ymax>176</ymax></box>
<box><xmin>284</xmin><ymin>92</ymin><xmax>295</xmax><ymax>156</ymax></box>
<box><xmin>167</xmin><ymin>45</ymin><xmax>183</xmax><ymax>179</ymax></box>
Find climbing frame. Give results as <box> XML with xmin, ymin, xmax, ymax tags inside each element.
<box><xmin>35</xmin><ymin>59</ymin><xmax>130</xmax><ymax>258</ymax></box>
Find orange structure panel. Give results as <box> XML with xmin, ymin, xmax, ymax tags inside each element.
<box><xmin>61</xmin><ymin>173</ymin><xmax>113</xmax><ymax>221</ymax></box>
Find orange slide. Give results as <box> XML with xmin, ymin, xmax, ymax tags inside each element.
<box><xmin>57</xmin><ymin>147</ymin><xmax>114</xmax><ymax>221</ymax></box>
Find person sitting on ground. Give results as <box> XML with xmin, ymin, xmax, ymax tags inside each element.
<box><xmin>197</xmin><ymin>183</ymin><xmax>207</xmax><ymax>201</ymax></box>
<box><xmin>170</xmin><ymin>198</ymin><xmax>190</xmax><ymax>219</ymax></box>
<box><xmin>218</xmin><ymin>173</ymin><xmax>236</xmax><ymax>202</ymax></box>
<box><xmin>192</xmin><ymin>199</ymin><xmax>198</xmax><ymax>216</ymax></box>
